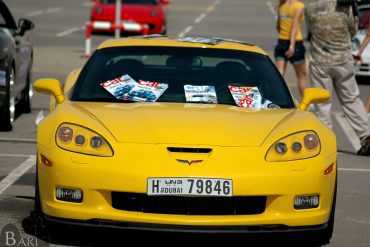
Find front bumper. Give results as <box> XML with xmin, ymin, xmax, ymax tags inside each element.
<box><xmin>89</xmin><ymin>19</ymin><xmax>163</xmax><ymax>34</ymax></box>
<box><xmin>37</xmin><ymin>143</ymin><xmax>337</xmax><ymax>229</ymax></box>
<box><xmin>44</xmin><ymin>215</ymin><xmax>328</xmax><ymax>234</ymax></box>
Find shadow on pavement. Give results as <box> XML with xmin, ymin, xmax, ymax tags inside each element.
<box><xmin>22</xmin><ymin>214</ymin><xmax>325</xmax><ymax>247</ymax></box>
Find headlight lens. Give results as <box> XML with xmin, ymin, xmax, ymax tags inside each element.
<box><xmin>265</xmin><ymin>131</ymin><xmax>320</xmax><ymax>161</ymax></box>
<box><xmin>303</xmin><ymin>134</ymin><xmax>319</xmax><ymax>150</ymax></box>
<box><xmin>57</xmin><ymin>126</ymin><xmax>73</xmax><ymax>143</ymax></box>
<box><xmin>56</xmin><ymin>123</ymin><xmax>113</xmax><ymax>157</ymax></box>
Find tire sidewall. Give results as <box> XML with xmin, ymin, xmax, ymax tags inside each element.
<box><xmin>0</xmin><ymin>66</ymin><xmax>15</xmax><ymax>131</ymax></box>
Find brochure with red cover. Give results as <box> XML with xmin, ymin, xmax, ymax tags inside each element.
<box><xmin>124</xmin><ymin>80</ymin><xmax>168</xmax><ymax>102</ymax></box>
<box><xmin>100</xmin><ymin>74</ymin><xmax>137</xmax><ymax>100</ymax></box>
<box><xmin>228</xmin><ymin>86</ymin><xmax>262</xmax><ymax>108</ymax></box>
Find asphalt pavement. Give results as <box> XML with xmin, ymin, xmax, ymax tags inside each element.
<box><xmin>0</xmin><ymin>0</ymin><xmax>369</xmax><ymax>246</ymax></box>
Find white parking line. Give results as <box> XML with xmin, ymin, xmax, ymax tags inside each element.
<box><xmin>57</xmin><ymin>26</ymin><xmax>85</xmax><ymax>37</ymax></box>
<box><xmin>195</xmin><ymin>13</ymin><xmax>207</xmax><ymax>24</ymax></box>
<box><xmin>177</xmin><ymin>0</ymin><xmax>221</xmax><ymax>38</ymax></box>
<box><xmin>25</xmin><ymin>7</ymin><xmax>62</xmax><ymax>18</ymax></box>
<box><xmin>0</xmin><ymin>138</ymin><xmax>36</xmax><ymax>143</ymax></box>
<box><xmin>25</xmin><ymin>10</ymin><xmax>44</xmax><ymax>17</ymax></box>
<box><xmin>333</xmin><ymin>112</ymin><xmax>361</xmax><ymax>151</ymax></box>
<box><xmin>339</xmin><ymin>168</ymin><xmax>370</xmax><ymax>172</ymax></box>
<box><xmin>206</xmin><ymin>5</ymin><xmax>215</xmax><ymax>13</ymax></box>
<box><xmin>0</xmin><ymin>154</ymin><xmax>35</xmax><ymax>158</ymax></box>
<box><xmin>178</xmin><ymin>25</ymin><xmax>193</xmax><ymax>38</ymax></box>
<box><xmin>0</xmin><ymin>156</ymin><xmax>36</xmax><ymax>195</ymax></box>
<box><xmin>266</xmin><ymin>0</ymin><xmax>278</xmax><ymax>20</ymax></box>
<box><xmin>46</xmin><ymin>7</ymin><xmax>63</xmax><ymax>14</ymax></box>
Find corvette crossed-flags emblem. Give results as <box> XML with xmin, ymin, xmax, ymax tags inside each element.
<box><xmin>176</xmin><ymin>159</ymin><xmax>203</xmax><ymax>166</ymax></box>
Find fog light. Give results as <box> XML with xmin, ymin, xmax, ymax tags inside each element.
<box><xmin>56</xmin><ymin>187</ymin><xmax>83</xmax><ymax>203</ymax></box>
<box><xmin>75</xmin><ymin>135</ymin><xmax>86</xmax><ymax>146</ymax></box>
<box><xmin>292</xmin><ymin>142</ymin><xmax>302</xmax><ymax>152</ymax></box>
<box><xmin>294</xmin><ymin>195</ymin><xmax>319</xmax><ymax>209</ymax></box>
<box><xmin>90</xmin><ymin>136</ymin><xmax>103</xmax><ymax>149</ymax></box>
<box><xmin>275</xmin><ymin>142</ymin><xmax>287</xmax><ymax>154</ymax></box>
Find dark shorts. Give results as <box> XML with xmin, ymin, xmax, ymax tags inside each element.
<box><xmin>274</xmin><ymin>39</ymin><xmax>306</xmax><ymax>64</ymax></box>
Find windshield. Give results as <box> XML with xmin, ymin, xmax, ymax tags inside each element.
<box><xmin>72</xmin><ymin>46</ymin><xmax>294</xmax><ymax>109</ymax></box>
<box><xmin>102</xmin><ymin>0</ymin><xmax>157</xmax><ymax>4</ymax></box>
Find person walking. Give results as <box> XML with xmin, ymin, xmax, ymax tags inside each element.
<box><xmin>274</xmin><ymin>0</ymin><xmax>308</xmax><ymax>97</ymax></box>
<box><xmin>305</xmin><ymin>0</ymin><xmax>370</xmax><ymax>156</ymax></box>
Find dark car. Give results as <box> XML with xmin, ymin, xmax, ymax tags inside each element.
<box><xmin>0</xmin><ymin>0</ymin><xmax>34</xmax><ymax>131</ymax></box>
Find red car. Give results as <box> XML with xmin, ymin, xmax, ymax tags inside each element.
<box><xmin>90</xmin><ymin>0</ymin><xmax>170</xmax><ymax>35</ymax></box>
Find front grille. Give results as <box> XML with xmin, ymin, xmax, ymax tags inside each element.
<box><xmin>112</xmin><ymin>192</ymin><xmax>266</xmax><ymax>215</ymax></box>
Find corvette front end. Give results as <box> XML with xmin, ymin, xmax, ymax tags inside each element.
<box><xmin>36</xmin><ymin>102</ymin><xmax>336</xmax><ymax>231</ymax></box>
<box><xmin>33</xmin><ymin>37</ymin><xmax>336</xmax><ymax>243</ymax></box>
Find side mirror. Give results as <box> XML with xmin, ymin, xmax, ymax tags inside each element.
<box><xmin>33</xmin><ymin>78</ymin><xmax>65</xmax><ymax>104</ymax></box>
<box><xmin>299</xmin><ymin>88</ymin><xmax>330</xmax><ymax>111</ymax></box>
<box><xmin>17</xmin><ymin>18</ymin><xmax>35</xmax><ymax>36</ymax></box>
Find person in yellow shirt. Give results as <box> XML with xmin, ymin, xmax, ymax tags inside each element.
<box><xmin>274</xmin><ymin>0</ymin><xmax>307</xmax><ymax>97</ymax></box>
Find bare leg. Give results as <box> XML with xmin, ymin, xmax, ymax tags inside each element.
<box><xmin>293</xmin><ymin>62</ymin><xmax>307</xmax><ymax>97</ymax></box>
<box><xmin>366</xmin><ymin>95</ymin><xmax>370</xmax><ymax>113</ymax></box>
<box><xmin>275</xmin><ymin>60</ymin><xmax>287</xmax><ymax>76</ymax></box>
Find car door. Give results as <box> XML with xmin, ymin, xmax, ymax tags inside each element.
<box><xmin>0</xmin><ymin>1</ymin><xmax>32</xmax><ymax>95</ymax></box>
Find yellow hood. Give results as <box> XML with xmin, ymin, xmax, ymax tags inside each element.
<box><xmin>74</xmin><ymin>102</ymin><xmax>294</xmax><ymax>147</ymax></box>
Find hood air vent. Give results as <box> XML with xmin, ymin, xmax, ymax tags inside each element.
<box><xmin>167</xmin><ymin>147</ymin><xmax>212</xmax><ymax>153</ymax></box>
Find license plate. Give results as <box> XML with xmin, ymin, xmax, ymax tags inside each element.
<box><xmin>147</xmin><ymin>178</ymin><xmax>232</xmax><ymax>197</ymax></box>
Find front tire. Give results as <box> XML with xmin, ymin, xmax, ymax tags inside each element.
<box><xmin>317</xmin><ymin>180</ymin><xmax>337</xmax><ymax>244</ymax></box>
<box><xmin>308</xmin><ymin>175</ymin><xmax>337</xmax><ymax>245</ymax></box>
<box><xmin>0</xmin><ymin>67</ymin><xmax>16</xmax><ymax>131</ymax></box>
<box><xmin>19</xmin><ymin>71</ymin><xmax>32</xmax><ymax>113</ymax></box>
<box><xmin>34</xmin><ymin>161</ymin><xmax>50</xmax><ymax>238</ymax></box>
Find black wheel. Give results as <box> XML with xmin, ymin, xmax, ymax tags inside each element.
<box><xmin>0</xmin><ymin>67</ymin><xmax>16</xmax><ymax>131</ymax></box>
<box><xmin>19</xmin><ymin>71</ymin><xmax>32</xmax><ymax>113</ymax></box>
<box><xmin>310</xmin><ymin>176</ymin><xmax>337</xmax><ymax>245</ymax></box>
<box><xmin>34</xmin><ymin>162</ymin><xmax>50</xmax><ymax>238</ymax></box>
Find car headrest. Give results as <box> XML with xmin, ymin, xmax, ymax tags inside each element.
<box><xmin>166</xmin><ymin>56</ymin><xmax>202</xmax><ymax>68</ymax></box>
<box><xmin>112</xmin><ymin>59</ymin><xmax>144</xmax><ymax>78</ymax></box>
<box><xmin>213</xmin><ymin>61</ymin><xmax>250</xmax><ymax>84</ymax></box>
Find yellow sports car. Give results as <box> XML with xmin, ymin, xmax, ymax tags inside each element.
<box><xmin>33</xmin><ymin>36</ymin><xmax>336</xmax><ymax>244</ymax></box>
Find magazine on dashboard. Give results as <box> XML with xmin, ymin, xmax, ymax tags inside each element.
<box><xmin>184</xmin><ymin>85</ymin><xmax>217</xmax><ymax>104</ymax></box>
<box><xmin>101</xmin><ymin>75</ymin><xmax>168</xmax><ymax>102</ymax></box>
